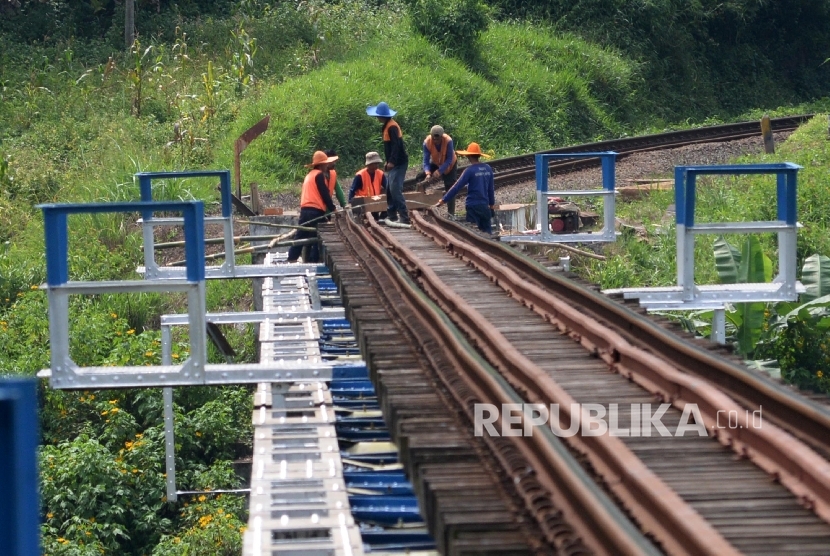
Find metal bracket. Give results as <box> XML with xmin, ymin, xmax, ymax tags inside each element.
<box><xmin>501</xmin><ymin>152</ymin><xmax>619</xmax><ymax>243</ymax></box>
<box><xmin>604</xmin><ymin>163</ymin><xmax>805</xmax><ymax>341</ymax></box>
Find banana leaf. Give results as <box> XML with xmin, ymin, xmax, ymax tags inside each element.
<box><xmin>801</xmin><ymin>254</ymin><xmax>830</xmax><ymax>302</ymax></box>
<box><xmin>714</xmin><ymin>236</ymin><xmax>741</xmax><ymax>284</ymax></box>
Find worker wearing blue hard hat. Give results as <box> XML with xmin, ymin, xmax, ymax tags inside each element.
<box><xmin>366</xmin><ymin>101</ymin><xmax>410</xmax><ymax>224</ymax></box>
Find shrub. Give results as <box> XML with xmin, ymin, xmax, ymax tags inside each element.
<box><xmin>409</xmin><ymin>0</ymin><xmax>491</xmax><ymax>60</ymax></box>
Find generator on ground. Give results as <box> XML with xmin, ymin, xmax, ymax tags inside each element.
<box><xmin>548</xmin><ymin>197</ymin><xmax>582</xmax><ymax>233</ymax></box>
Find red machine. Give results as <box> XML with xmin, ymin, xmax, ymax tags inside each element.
<box><xmin>548</xmin><ymin>197</ymin><xmax>581</xmax><ymax>233</ymax></box>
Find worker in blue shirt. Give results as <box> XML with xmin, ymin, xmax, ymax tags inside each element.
<box><xmin>436</xmin><ymin>142</ymin><xmax>495</xmax><ymax>233</ymax></box>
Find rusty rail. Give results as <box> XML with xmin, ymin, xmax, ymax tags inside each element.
<box><xmin>366</xmin><ymin>212</ymin><xmax>740</xmax><ymax>555</ymax></box>
<box><xmin>405</xmin><ymin>114</ymin><xmax>811</xmax><ymax>190</ymax></box>
<box><xmin>411</xmin><ymin>209</ymin><xmax>830</xmax><ymax>526</ymax></box>
<box><xmin>335</xmin><ymin>212</ymin><xmax>661</xmax><ymax>556</ymax></box>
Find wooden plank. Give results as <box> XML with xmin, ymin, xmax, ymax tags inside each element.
<box><xmin>352</xmin><ymin>192</ymin><xmax>444</xmax><ymax>212</ymax></box>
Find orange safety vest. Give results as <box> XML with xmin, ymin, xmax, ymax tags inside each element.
<box><xmin>424</xmin><ymin>133</ymin><xmax>457</xmax><ymax>172</ymax></box>
<box><xmin>382</xmin><ymin>119</ymin><xmax>403</xmax><ymax>141</ymax></box>
<box><xmin>326</xmin><ymin>169</ymin><xmax>338</xmax><ymax>195</ymax></box>
<box><xmin>300</xmin><ymin>169</ymin><xmax>328</xmax><ymax>211</ymax></box>
<box><xmin>353</xmin><ymin>168</ymin><xmax>384</xmax><ymax>198</ymax></box>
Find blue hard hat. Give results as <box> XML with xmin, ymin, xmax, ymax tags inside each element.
<box><xmin>366</xmin><ymin>101</ymin><xmax>397</xmax><ymax>117</ymax></box>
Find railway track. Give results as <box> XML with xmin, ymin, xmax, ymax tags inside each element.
<box><xmin>319</xmin><ymin>208</ymin><xmax>830</xmax><ymax>555</ymax></box>
<box><xmin>404</xmin><ymin>114</ymin><xmax>811</xmax><ymax>190</ymax></box>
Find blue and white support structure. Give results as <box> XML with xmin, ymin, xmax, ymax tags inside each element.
<box><xmin>0</xmin><ymin>379</ymin><xmax>39</xmax><ymax>556</ymax></box>
<box><xmin>500</xmin><ymin>152</ymin><xmax>618</xmax><ymax>244</ymax></box>
<box><xmin>604</xmin><ymin>163</ymin><xmax>805</xmax><ymax>343</ymax></box>
<box><xmin>137</xmin><ymin>170</ymin><xmax>321</xmax><ymax>279</ymax></box>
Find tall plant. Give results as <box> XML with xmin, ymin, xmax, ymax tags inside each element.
<box><xmin>713</xmin><ymin>235</ymin><xmax>771</xmax><ymax>357</ymax></box>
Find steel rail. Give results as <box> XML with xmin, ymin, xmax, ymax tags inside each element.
<box><xmin>404</xmin><ymin>114</ymin><xmax>811</xmax><ymax>190</ymax></box>
<box><xmin>368</xmin><ymin>212</ymin><xmax>740</xmax><ymax>556</ymax></box>
<box><xmin>438</xmin><ymin>207</ymin><xmax>830</xmax><ymax>459</ymax></box>
<box><xmin>412</xmin><ymin>210</ymin><xmax>830</xmax><ymax>525</ymax></box>
<box><xmin>335</xmin><ymin>213</ymin><xmax>661</xmax><ymax>556</ymax></box>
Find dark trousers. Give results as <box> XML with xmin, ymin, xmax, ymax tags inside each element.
<box><xmin>435</xmin><ymin>163</ymin><xmax>458</xmax><ymax>216</ymax></box>
<box><xmin>465</xmin><ymin>204</ymin><xmax>493</xmax><ymax>234</ymax></box>
<box><xmin>287</xmin><ymin>207</ymin><xmax>326</xmax><ymax>262</ymax></box>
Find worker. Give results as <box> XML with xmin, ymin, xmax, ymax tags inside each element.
<box><xmin>349</xmin><ymin>151</ymin><xmax>387</xmax><ymax>201</ymax></box>
<box><xmin>349</xmin><ymin>151</ymin><xmax>388</xmax><ymax>220</ymax></box>
<box><xmin>324</xmin><ymin>149</ymin><xmax>348</xmax><ymax>209</ymax></box>
<box><xmin>366</xmin><ymin>101</ymin><xmax>410</xmax><ymax>224</ymax></box>
<box><xmin>419</xmin><ymin>125</ymin><xmax>458</xmax><ymax>217</ymax></box>
<box><xmin>287</xmin><ymin>150</ymin><xmax>338</xmax><ymax>263</ymax></box>
<box><xmin>436</xmin><ymin>142</ymin><xmax>495</xmax><ymax>234</ymax></box>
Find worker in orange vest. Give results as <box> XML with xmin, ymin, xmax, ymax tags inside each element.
<box><xmin>419</xmin><ymin>125</ymin><xmax>458</xmax><ymax>217</ymax></box>
<box><xmin>366</xmin><ymin>101</ymin><xmax>409</xmax><ymax>224</ymax></box>
<box><xmin>349</xmin><ymin>151</ymin><xmax>387</xmax><ymax>200</ymax></box>
<box><xmin>349</xmin><ymin>151</ymin><xmax>388</xmax><ymax>219</ymax></box>
<box><xmin>287</xmin><ymin>150</ymin><xmax>338</xmax><ymax>263</ymax></box>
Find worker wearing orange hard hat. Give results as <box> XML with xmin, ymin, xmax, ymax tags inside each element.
<box><xmin>436</xmin><ymin>142</ymin><xmax>495</xmax><ymax>234</ymax></box>
<box><xmin>287</xmin><ymin>150</ymin><xmax>339</xmax><ymax>263</ymax></box>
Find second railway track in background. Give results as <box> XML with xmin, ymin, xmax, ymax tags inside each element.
<box><xmin>319</xmin><ymin>202</ymin><xmax>830</xmax><ymax>555</ymax></box>
<box><xmin>404</xmin><ymin>115</ymin><xmax>811</xmax><ymax>191</ymax></box>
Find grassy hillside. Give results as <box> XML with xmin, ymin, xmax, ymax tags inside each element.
<box><xmin>1</xmin><ymin>1</ymin><xmax>830</xmax><ymax>552</ymax></box>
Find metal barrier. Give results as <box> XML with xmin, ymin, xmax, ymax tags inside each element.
<box><xmin>137</xmin><ymin>170</ymin><xmax>321</xmax><ymax>279</ymax></box>
<box><xmin>38</xmin><ymin>201</ymin><xmax>336</xmax><ymax>389</ymax></box>
<box><xmin>0</xmin><ymin>378</ymin><xmax>39</xmax><ymax>556</ymax></box>
<box><xmin>604</xmin><ymin>163</ymin><xmax>804</xmax><ymax>343</ymax></box>
<box><xmin>501</xmin><ymin>152</ymin><xmax>618</xmax><ymax>243</ymax></box>
<box><xmin>40</xmin><ymin>201</ymin><xmax>208</xmax><ymax>388</ymax></box>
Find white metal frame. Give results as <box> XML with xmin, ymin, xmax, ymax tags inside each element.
<box><xmin>604</xmin><ymin>163</ymin><xmax>804</xmax><ymax>343</ymax></box>
<box><xmin>501</xmin><ymin>152</ymin><xmax>619</xmax><ymax>243</ymax></box>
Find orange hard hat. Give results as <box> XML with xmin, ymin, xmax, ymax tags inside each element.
<box><xmin>456</xmin><ymin>142</ymin><xmax>491</xmax><ymax>158</ymax></box>
<box><xmin>305</xmin><ymin>150</ymin><xmax>339</xmax><ymax>167</ymax></box>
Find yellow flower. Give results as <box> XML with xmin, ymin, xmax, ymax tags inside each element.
<box><xmin>57</xmin><ymin>537</ymin><xmax>67</xmax><ymax>544</ymax></box>
<box><xmin>195</xmin><ymin>431</ymin><xmax>202</xmax><ymax>437</ymax></box>
<box><xmin>16</xmin><ymin>292</ymin><xmax>23</xmax><ymax>297</ymax></box>
<box><xmin>89</xmin><ymin>517</ymin><xmax>95</xmax><ymax>523</ymax></box>
<box><xmin>198</xmin><ymin>495</ymin><xmax>206</xmax><ymax>502</ymax></box>
<box><xmin>89</xmin><ymin>394</ymin><xmax>94</xmax><ymax>400</ymax></box>
<box><xmin>30</xmin><ymin>285</ymin><xmax>39</xmax><ymax>290</ymax></box>
<box><xmin>101</xmin><ymin>410</ymin><xmax>109</xmax><ymax>416</ymax></box>
<box><xmin>109</xmin><ymin>400</ymin><xmax>117</xmax><ymax>404</ymax></box>
<box><xmin>132</xmin><ymin>469</ymin><xmax>138</xmax><ymax>474</ymax></box>
<box><xmin>125</xmin><ymin>441</ymin><xmax>134</xmax><ymax>449</ymax></box>
<box><xmin>110</xmin><ymin>407</ymin><xmax>119</xmax><ymax>413</ymax></box>
<box><xmin>144</xmin><ymin>351</ymin><xmax>154</xmax><ymax>358</ymax></box>
<box><xmin>110</xmin><ymin>313</ymin><xmax>117</xmax><ymax>318</ymax></box>
<box><xmin>239</xmin><ymin>526</ymin><xmax>246</xmax><ymax>533</ymax></box>
<box><xmin>116</xmin><ymin>331</ymin><xmax>122</xmax><ymax>336</ymax></box>
<box><xmin>46</xmin><ymin>513</ymin><xmax>54</xmax><ymax>519</ymax></box>
<box><xmin>127</xmin><ymin>329</ymin><xmax>135</xmax><ymax>335</ymax></box>
<box><xmin>85</xmin><ymin>531</ymin><xmax>91</xmax><ymax>536</ymax></box>
<box><xmin>171</xmin><ymin>353</ymin><xmax>180</xmax><ymax>359</ymax></box>
<box><xmin>135</xmin><ymin>433</ymin><xmax>143</xmax><ymax>438</ymax></box>
<box><xmin>173</xmin><ymin>537</ymin><xmax>181</xmax><ymax>544</ymax></box>
<box><xmin>818</xmin><ymin>370</ymin><xmax>824</xmax><ymax>378</ymax></box>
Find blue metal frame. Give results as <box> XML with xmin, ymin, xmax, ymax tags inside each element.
<box><xmin>535</xmin><ymin>152</ymin><xmax>617</xmax><ymax>193</ymax></box>
<box><xmin>39</xmin><ymin>201</ymin><xmax>205</xmax><ymax>284</ymax></box>
<box><xmin>500</xmin><ymin>152</ymin><xmax>618</xmax><ymax>243</ymax></box>
<box><xmin>674</xmin><ymin>163</ymin><xmax>801</xmax><ymax>228</ymax></box>
<box><xmin>0</xmin><ymin>379</ymin><xmax>39</xmax><ymax>556</ymax></box>
<box><xmin>136</xmin><ymin>170</ymin><xmax>232</xmax><ymax>218</ymax></box>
